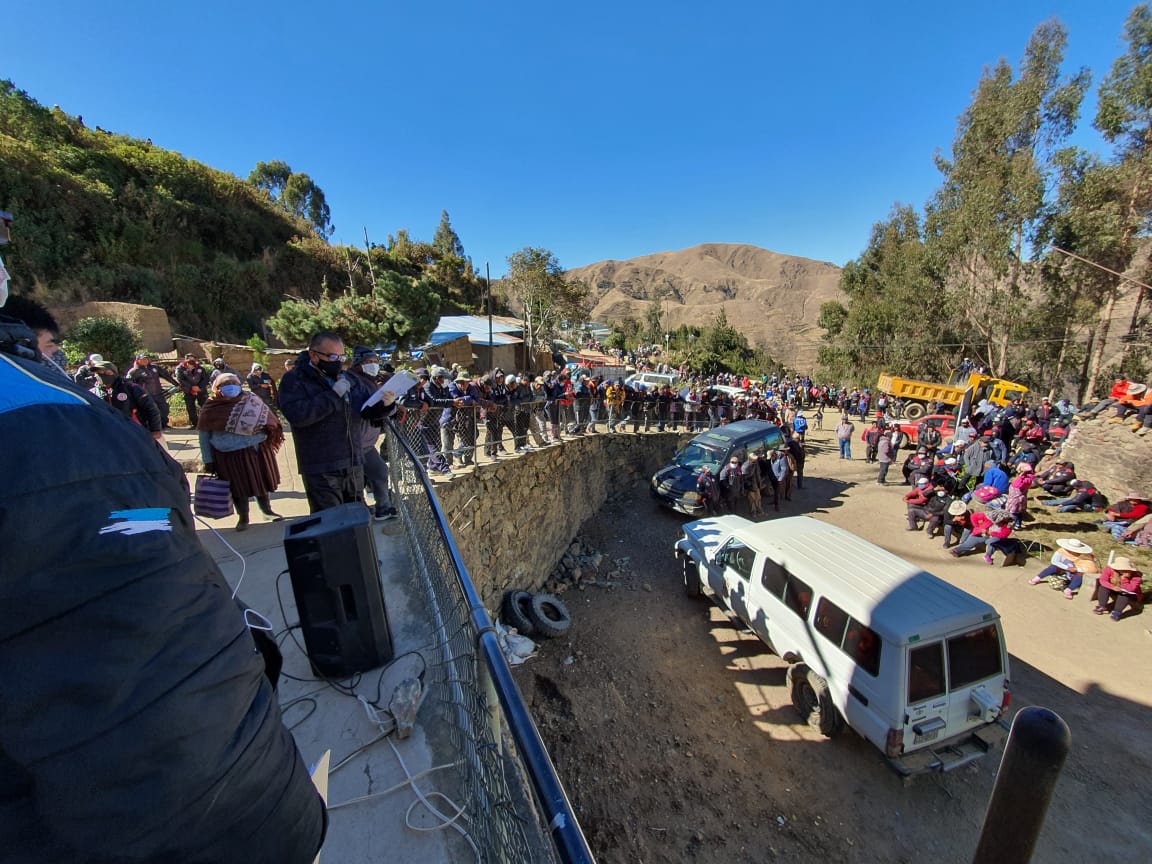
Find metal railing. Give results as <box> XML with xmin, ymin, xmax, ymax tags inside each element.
<box><xmin>384</xmin><ymin>417</ymin><xmax>595</xmax><ymax>864</ymax></box>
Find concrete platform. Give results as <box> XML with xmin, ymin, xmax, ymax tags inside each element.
<box><xmin>168</xmin><ymin>429</ymin><xmax>473</xmax><ymax>863</ymax></box>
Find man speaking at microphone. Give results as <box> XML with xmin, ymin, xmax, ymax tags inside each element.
<box><xmin>279</xmin><ymin>330</ymin><xmax>393</xmax><ymax>513</ymax></box>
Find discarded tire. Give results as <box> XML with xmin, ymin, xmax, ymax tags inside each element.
<box><xmin>528</xmin><ymin>593</ymin><xmax>571</xmax><ymax>638</ymax></box>
<box><xmin>501</xmin><ymin>589</ymin><xmax>537</xmax><ymax>636</ymax></box>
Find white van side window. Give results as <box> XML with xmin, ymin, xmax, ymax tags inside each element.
<box><xmin>908</xmin><ymin>642</ymin><xmax>946</xmax><ymax>704</ymax></box>
<box><xmin>719</xmin><ymin>539</ymin><xmax>755</xmax><ymax>581</ymax></box>
<box><xmin>814</xmin><ymin>598</ymin><xmax>883</xmax><ymax>677</ymax></box>
<box><xmin>760</xmin><ymin>561</ymin><xmax>813</xmax><ymax>619</ymax></box>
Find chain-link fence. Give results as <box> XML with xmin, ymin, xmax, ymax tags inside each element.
<box><xmin>383</xmin><ymin>418</ymin><xmax>593</xmax><ymax>864</ymax></box>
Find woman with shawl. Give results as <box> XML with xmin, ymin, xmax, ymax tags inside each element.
<box><xmin>197</xmin><ymin>373</ymin><xmax>284</xmax><ymax>531</ymax></box>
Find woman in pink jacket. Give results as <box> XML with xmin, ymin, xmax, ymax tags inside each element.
<box><xmin>1005</xmin><ymin>462</ymin><xmax>1035</xmax><ymax>530</ymax></box>
<box><xmin>948</xmin><ymin>509</ymin><xmax>1015</xmax><ymax>563</ymax></box>
<box><xmin>1093</xmin><ymin>557</ymin><xmax>1145</xmax><ymax>621</ymax></box>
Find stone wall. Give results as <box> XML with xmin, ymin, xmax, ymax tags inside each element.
<box><xmin>433</xmin><ymin>432</ymin><xmax>691</xmax><ymax>608</ymax></box>
<box><xmin>1058</xmin><ymin>419</ymin><xmax>1151</xmax><ymax>503</ymax></box>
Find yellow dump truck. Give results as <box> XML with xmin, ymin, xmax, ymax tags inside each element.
<box><xmin>876</xmin><ymin>372</ymin><xmax>1028</xmax><ymax>420</ymax></box>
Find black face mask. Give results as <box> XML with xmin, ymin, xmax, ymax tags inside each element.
<box><xmin>317</xmin><ymin>359</ymin><xmax>343</xmax><ymax>379</ymax></box>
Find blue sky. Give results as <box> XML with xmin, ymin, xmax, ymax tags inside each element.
<box><xmin>5</xmin><ymin>1</ymin><xmax>1142</xmax><ymax>274</ymax></box>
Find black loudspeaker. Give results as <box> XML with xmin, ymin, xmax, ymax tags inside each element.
<box><xmin>283</xmin><ymin>502</ymin><xmax>394</xmax><ymax>678</ymax></box>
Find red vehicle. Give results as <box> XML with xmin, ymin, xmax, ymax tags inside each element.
<box><xmin>897</xmin><ymin>414</ymin><xmax>959</xmax><ymax>445</ymax></box>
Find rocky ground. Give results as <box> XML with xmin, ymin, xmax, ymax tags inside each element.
<box><xmin>512</xmin><ymin>426</ymin><xmax>1152</xmax><ymax>863</ymax></box>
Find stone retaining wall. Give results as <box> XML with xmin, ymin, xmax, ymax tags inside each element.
<box><xmin>432</xmin><ymin>432</ymin><xmax>691</xmax><ymax>608</ymax></box>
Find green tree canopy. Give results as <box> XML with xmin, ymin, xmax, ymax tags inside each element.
<box><xmin>248</xmin><ymin>160</ymin><xmax>333</xmax><ymax>239</ymax></box>
<box><xmin>503</xmin><ymin>247</ymin><xmax>590</xmax><ymax>363</ymax></box>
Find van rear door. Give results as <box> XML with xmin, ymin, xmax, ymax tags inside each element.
<box><xmin>903</xmin><ymin>623</ymin><xmax>1007</xmax><ymax>754</ymax></box>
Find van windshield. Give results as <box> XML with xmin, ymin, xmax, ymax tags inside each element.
<box><xmin>674</xmin><ymin>442</ymin><xmax>725</xmax><ymax>472</ymax></box>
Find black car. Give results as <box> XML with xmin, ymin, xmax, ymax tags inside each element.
<box><xmin>650</xmin><ymin>420</ymin><xmax>787</xmax><ymax>515</ymax></box>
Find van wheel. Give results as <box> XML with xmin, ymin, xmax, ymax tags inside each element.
<box><xmin>903</xmin><ymin>403</ymin><xmax>926</xmax><ymax>421</ymax></box>
<box><xmin>790</xmin><ymin>666</ymin><xmax>844</xmax><ymax>737</ymax></box>
<box><xmin>682</xmin><ymin>554</ymin><xmax>701</xmax><ymax>597</ymax></box>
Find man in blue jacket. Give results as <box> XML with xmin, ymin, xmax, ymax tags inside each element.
<box><xmin>0</xmin><ymin>212</ymin><xmax>325</xmax><ymax>862</ymax></box>
<box><xmin>279</xmin><ymin>330</ymin><xmax>392</xmax><ymax>512</ymax></box>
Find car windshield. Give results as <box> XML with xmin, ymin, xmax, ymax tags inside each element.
<box><xmin>674</xmin><ymin>442</ymin><xmax>725</xmax><ymax>472</ymax></box>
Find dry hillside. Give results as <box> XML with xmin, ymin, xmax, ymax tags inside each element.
<box><xmin>568</xmin><ymin>243</ymin><xmax>844</xmax><ymax>370</ymax></box>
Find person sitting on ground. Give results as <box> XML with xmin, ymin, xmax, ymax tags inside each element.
<box><xmin>922</xmin><ymin>488</ymin><xmax>952</xmax><ymax>539</ymax></box>
<box><xmin>197</xmin><ymin>373</ymin><xmax>285</xmax><ymax>531</ymax></box>
<box><xmin>1092</xmin><ymin>556</ymin><xmax>1145</xmax><ymax>621</ymax></box>
<box><xmin>1099</xmin><ymin>491</ymin><xmax>1151</xmax><ymax>538</ymax></box>
<box><xmin>904</xmin><ymin>477</ymin><xmax>934</xmax><ymax>530</ymax></box>
<box><xmin>1005</xmin><ymin>462</ymin><xmax>1035</xmax><ymax>530</ymax></box>
<box><xmin>1037</xmin><ymin>460</ymin><xmax>1076</xmax><ymax>496</ymax></box>
<box><xmin>948</xmin><ymin>509</ymin><xmax>1015</xmax><ymax>563</ymax></box>
<box><xmin>942</xmin><ymin>499</ymin><xmax>973</xmax><ymax>549</ymax></box>
<box><xmin>1105</xmin><ymin>381</ymin><xmax>1149</xmax><ymax>423</ymax></box>
<box><xmin>1028</xmin><ymin>538</ymin><xmax>1097</xmax><ymax>599</ymax></box>
<box><xmin>1118</xmin><ymin>513</ymin><xmax>1152</xmax><ymax>548</ymax></box>
<box><xmin>1078</xmin><ymin>376</ymin><xmax>1129</xmax><ymax>418</ymax></box>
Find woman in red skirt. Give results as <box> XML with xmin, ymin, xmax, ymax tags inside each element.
<box><xmin>197</xmin><ymin>373</ymin><xmax>284</xmax><ymax>530</ymax></box>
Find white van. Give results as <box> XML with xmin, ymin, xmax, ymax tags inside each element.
<box><xmin>675</xmin><ymin>515</ymin><xmax>1010</xmax><ymax>776</ymax></box>
<box><xmin>625</xmin><ymin>371</ymin><xmax>679</xmax><ymax>391</ymax></box>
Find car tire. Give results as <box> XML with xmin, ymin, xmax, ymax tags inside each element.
<box><xmin>682</xmin><ymin>554</ymin><xmax>702</xmax><ymax>597</ymax></box>
<box><xmin>528</xmin><ymin>593</ymin><xmax>571</xmax><ymax>638</ymax></box>
<box><xmin>789</xmin><ymin>665</ymin><xmax>843</xmax><ymax>737</ymax></box>
<box><xmin>903</xmin><ymin>402</ymin><xmax>926</xmax><ymax>421</ymax></box>
<box><xmin>501</xmin><ymin>590</ymin><xmax>537</xmax><ymax>637</ymax></box>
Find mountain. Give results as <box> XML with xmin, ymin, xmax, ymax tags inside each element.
<box><xmin>568</xmin><ymin>243</ymin><xmax>844</xmax><ymax>370</ymax></box>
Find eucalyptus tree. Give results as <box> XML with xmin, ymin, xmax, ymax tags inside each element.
<box><xmin>926</xmin><ymin>20</ymin><xmax>1089</xmax><ymax>378</ymax></box>
<box><xmin>1079</xmin><ymin>3</ymin><xmax>1152</xmax><ymax>390</ymax></box>
<box><xmin>822</xmin><ymin>205</ymin><xmax>952</xmax><ymax>383</ymax></box>
<box><xmin>502</xmin><ymin>247</ymin><xmax>590</xmax><ymax>364</ymax></box>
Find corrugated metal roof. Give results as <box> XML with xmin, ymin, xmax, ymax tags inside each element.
<box><xmin>431</xmin><ymin>315</ymin><xmax>524</xmax><ymax>347</ymax></box>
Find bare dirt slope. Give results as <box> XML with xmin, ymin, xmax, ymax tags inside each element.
<box><xmin>513</xmin><ymin>425</ymin><xmax>1152</xmax><ymax>863</ymax></box>
<box><xmin>567</xmin><ymin>243</ymin><xmax>843</xmax><ymax>370</ymax></box>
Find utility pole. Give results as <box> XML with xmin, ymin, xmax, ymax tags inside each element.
<box><xmin>486</xmin><ymin>262</ymin><xmax>493</xmax><ymax>372</ymax></box>
<box><xmin>363</xmin><ymin>226</ymin><xmax>377</xmax><ymax>290</ymax></box>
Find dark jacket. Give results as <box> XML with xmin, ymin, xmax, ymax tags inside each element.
<box><xmin>175</xmin><ymin>360</ymin><xmax>209</xmax><ymax>393</ymax></box>
<box><xmin>424</xmin><ymin>379</ymin><xmax>457</xmax><ymax>427</ymax></box>
<box><xmin>279</xmin><ymin>350</ymin><xmax>386</xmax><ymax>474</ymax></box>
<box><xmin>0</xmin><ymin>349</ymin><xmax>324</xmax><ymax>863</ymax></box>
<box><xmin>126</xmin><ymin>361</ymin><xmax>175</xmax><ymax>398</ymax></box>
<box><xmin>92</xmin><ymin>376</ymin><xmax>162</xmax><ymax>432</ymax></box>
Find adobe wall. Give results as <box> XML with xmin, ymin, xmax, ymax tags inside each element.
<box><xmin>54</xmin><ymin>301</ymin><xmax>172</xmax><ymax>352</ymax></box>
<box><xmin>432</xmin><ymin>432</ymin><xmax>691</xmax><ymax>608</ymax></box>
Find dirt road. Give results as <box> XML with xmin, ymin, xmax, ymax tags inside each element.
<box><xmin>514</xmin><ymin>426</ymin><xmax>1152</xmax><ymax>863</ymax></box>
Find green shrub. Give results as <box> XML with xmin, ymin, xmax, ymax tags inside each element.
<box><xmin>62</xmin><ymin>315</ymin><xmax>142</xmax><ymax>369</ymax></box>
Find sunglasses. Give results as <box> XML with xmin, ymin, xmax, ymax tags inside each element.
<box><xmin>310</xmin><ymin>350</ymin><xmax>347</xmax><ymax>362</ymax></box>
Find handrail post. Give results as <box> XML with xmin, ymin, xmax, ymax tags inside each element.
<box><xmin>972</xmin><ymin>706</ymin><xmax>1070</xmax><ymax>864</ymax></box>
